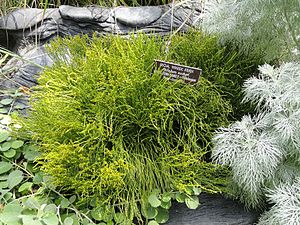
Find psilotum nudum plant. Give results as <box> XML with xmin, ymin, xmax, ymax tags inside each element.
<box><xmin>20</xmin><ymin>33</ymin><xmax>235</xmax><ymax>223</ymax></box>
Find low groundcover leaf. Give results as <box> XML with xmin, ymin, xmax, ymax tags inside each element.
<box><xmin>7</xmin><ymin>170</ymin><xmax>23</xmax><ymax>189</ymax></box>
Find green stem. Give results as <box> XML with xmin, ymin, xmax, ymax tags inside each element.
<box><xmin>0</xmin><ymin>155</ymin><xmax>34</xmax><ymax>178</ymax></box>
<box><xmin>49</xmin><ymin>187</ymin><xmax>95</xmax><ymax>224</ymax></box>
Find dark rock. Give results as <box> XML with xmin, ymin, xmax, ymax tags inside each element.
<box><xmin>0</xmin><ymin>2</ymin><xmax>203</xmax><ymax>90</ymax></box>
<box><xmin>166</xmin><ymin>193</ymin><xmax>261</xmax><ymax>225</ymax></box>
<box><xmin>59</xmin><ymin>5</ymin><xmax>110</xmax><ymax>22</ymax></box>
<box><xmin>0</xmin><ymin>45</ymin><xmax>53</xmax><ymax>89</ymax></box>
<box><xmin>0</xmin><ymin>8</ymin><xmax>60</xmax><ymax>50</ymax></box>
<box><xmin>114</xmin><ymin>6</ymin><xmax>162</xmax><ymax>27</ymax></box>
<box><xmin>0</xmin><ymin>8</ymin><xmax>57</xmax><ymax>30</ymax></box>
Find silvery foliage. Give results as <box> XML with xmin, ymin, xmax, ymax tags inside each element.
<box><xmin>212</xmin><ymin>62</ymin><xmax>300</xmax><ymax>210</ymax></box>
<box><xmin>258</xmin><ymin>178</ymin><xmax>300</xmax><ymax>225</ymax></box>
<box><xmin>202</xmin><ymin>0</ymin><xmax>300</xmax><ymax>61</ymax></box>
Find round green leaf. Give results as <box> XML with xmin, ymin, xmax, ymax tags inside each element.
<box><xmin>155</xmin><ymin>208</ymin><xmax>169</xmax><ymax>224</ymax></box>
<box><xmin>21</xmin><ymin>215</ymin><xmax>43</xmax><ymax>225</ymax></box>
<box><xmin>3</xmin><ymin>202</ymin><xmax>23</xmax><ymax>214</ymax></box>
<box><xmin>114</xmin><ymin>212</ymin><xmax>125</xmax><ymax>223</ymax></box>
<box><xmin>102</xmin><ymin>210</ymin><xmax>114</xmax><ymax>222</ymax></box>
<box><xmin>0</xmin><ymin>99</ymin><xmax>13</xmax><ymax>106</ymax></box>
<box><xmin>3</xmin><ymin>191</ymin><xmax>13</xmax><ymax>201</ymax></box>
<box><xmin>0</xmin><ymin>211</ymin><xmax>22</xmax><ymax>224</ymax></box>
<box><xmin>0</xmin><ymin>181</ymin><xmax>8</xmax><ymax>189</ymax></box>
<box><xmin>175</xmin><ymin>193</ymin><xmax>186</xmax><ymax>203</ymax></box>
<box><xmin>8</xmin><ymin>170</ymin><xmax>23</xmax><ymax>189</ymax></box>
<box><xmin>60</xmin><ymin>198</ymin><xmax>70</xmax><ymax>208</ymax></box>
<box><xmin>161</xmin><ymin>192</ymin><xmax>172</xmax><ymax>202</ymax></box>
<box><xmin>0</xmin><ymin>116</ymin><xmax>11</xmax><ymax>125</ymax></box>
<box><xmin>18</xmin><ymin>182</ymin><xmax>33</xmax><ymax>193</ymax></box>
<box><xmin>82</xmin><ymin>218</ymin><xmax>95</xmax><ymax>225</ymax></box>
<box><xmin>3</xmin><ymin>149</ymin><xmax>16</xmax><ymax>158</ymax></box>
<box><xmin>0</xmin><ymin>162</ymin><xmax>12</xmax><ymax>174</ymax></box>
<box><xmin>148</xmin><ymin>193</ymin><xmax>161</xmax><ymax>208</ymax></box>
<box><xmin>63</xmin><ymin>217</ymin><xmax>74</xmax><ymax>225</ymax></box>
<box><xmin>161</xmin><ymin>200</ymin><xmax>172</xmax><ymax>209</ymax></box>
<box><xmin>69</xmin><ymin>195</ymin><xmax>76</xmax><ymax>204</ymax></box>
<box><xmin>69</xmin><ymin>215</ymin><xmax>80</xmax><ymax>225</ymax></box>
<box><xmin>43</xmin><ymin>214</ymin><xmax>59</xmax><ymax>225</ymax></box>
<box><xmin>142</xmin><ymin>205</ymin><xmax>158</xmax><ymax>220</ymax></box>
<box><xmin>0</xmin><ymin>131</ymin><xmax>9</xmax><ymax>143</ymax></box>
<box><xmin>11</xmin><ymin>140</ymin><xmax>24</xmax><ymax>149</ymax></box>
<box><xmin>24</xmin><ymin>197</ymin><xmax>41</xmax><ymax>209</ymax></box>
<box><xmin>0</xmin><ymin>108</ymin><xmax>8</xmax><ymax>114</ymax></box>
<box><xmin>44</xmin><ymin>204</ymin><xmax>57</xmax><ymax>214</ymax></box>
<box><xmin>24</xmin><ymin>148</ymin><xmax>41</xmax><ymax>161</ymax></box>
<box><xmin>33</xmin><ymin>172</ymin><xmax>44</xmax><ymax>184</ymax></box>
<box><xmin>185</xmin><ymin>196</ymin><xmax>199</xmax><ymax>209</ymax></box>
<box><xmin>14</xmin><ymin>103</ymin><xmax>26</xmax><ymax>110</ymax></box>
<box><xmin>91</xmin><ymin>208</ymin><xmax>104</xmax><ymax>221</ymax></box>
<box><xmin>193</xmin><ymin>187</ymin><xmax>201</xmax><ymax>196</ymax></box>
<box><xmin>1</xmin><ymin>142</ymin><xmax>11</xmax><ymax>151</ymax></box>
<box><xmin>148</xmin><ymin>221</ymin><xmax>159</xmax><ymax>225</ymax></box>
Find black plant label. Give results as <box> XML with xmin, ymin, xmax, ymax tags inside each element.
<box><xmin>154</xmin><ymin>60</ymin><xmax>202</xmax><ymax>84</ymax></box>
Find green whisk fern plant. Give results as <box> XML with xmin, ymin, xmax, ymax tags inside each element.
<box><xmin>19</xmin><ymin>33</ymin><xmax>237</xmax><ymax>223</ymax></box>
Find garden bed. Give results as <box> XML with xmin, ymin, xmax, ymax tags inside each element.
<box><xmin>1</xmin><ymin>0</ymin><xmax>299</xmax><ymax>225</ymax></box>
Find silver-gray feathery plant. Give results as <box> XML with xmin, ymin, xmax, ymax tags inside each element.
<box><xmin>202</xmin><ymin>0</ymin><xmax>300</xmax><ymax>62</ymax></box>
<box><xmin>257</xmin><ymin>178</ymin><xmax>300</xmax><ymax>225</ymax></box>
<box><xmin>212</xmin><ymin>62</ymin><xmax>300</xmax><ymax>212</ymax></box>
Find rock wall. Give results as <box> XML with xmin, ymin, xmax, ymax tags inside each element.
<box><xmin>0</xmin><ymin>2</ymin><xmax>202</xmax><ymax>89</ymax></box>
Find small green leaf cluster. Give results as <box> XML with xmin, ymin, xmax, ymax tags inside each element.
<box><xmin>0</xmin><ymin>190</ymin><xmax>104</xmax><ymax>225</ymax></box>
<box><xmin>0</xmin><ymin>115</ymin><xmax>109</xmax><ymax>225</ymax></box>
<box><xmin>142</xmin><ymin>187</ymin><xmax>201</xmax><ymax>225</ymax></box>
<box><xmin>18</xmin><ymin>32</ymin><xmax>256</xmax><ymax>223</ymax></box>
<box><xmin>0</xmin><ymin>96</ymin><xmax>93</xmax><ymax>225</ymax></box>
<box><xmin>0</xmin><ymin>122</ymin><xmax>38</xmax><ymax>194</ymax></box>
<box><xmin>0</xmin><ymin>89</ymin><xmax>28</xmax><ymax>115</ymax></box>
<box><xmin>0</xmin><ymin>199</ymin><xmax>61</xmax><ymax>225</ymax></box>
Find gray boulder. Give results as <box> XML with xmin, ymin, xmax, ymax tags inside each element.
<box><xmin>0</xmin><ymin>1</ymin><xmax>202</xmax><ymax>89</ymax></box>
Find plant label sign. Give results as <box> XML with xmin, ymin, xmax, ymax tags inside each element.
<box><xmin>155</xmin><ymin>60</ymin><xmax>202</xmax><ymax>84</ymax></box>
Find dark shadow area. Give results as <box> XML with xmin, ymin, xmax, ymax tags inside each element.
<box><xmin>166</xmin><ymin>193</ymin><xmax>261</xmax><ymax>225</ymax></box>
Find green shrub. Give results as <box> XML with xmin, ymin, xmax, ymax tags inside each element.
<box><xmin>167</xmin><ymin>31</ymin><xmax>262</xmax><ymax>119</ymax></box>
<box><xmin>19</xmin><ymin>32</ymin><xmax>257</xmax><ymax>223</ymax></box>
